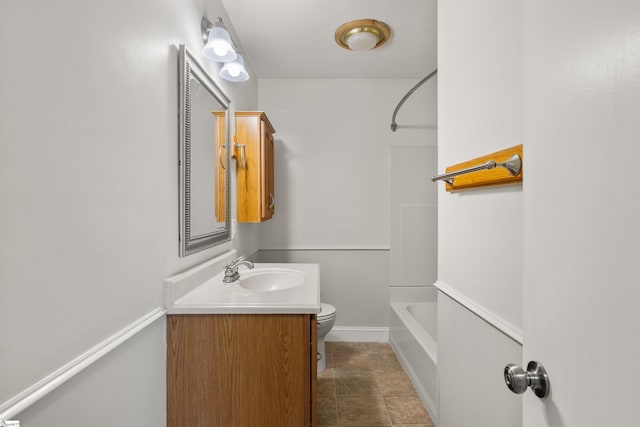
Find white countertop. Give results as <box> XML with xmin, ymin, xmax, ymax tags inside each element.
<box><xmin>164</xmin><ymin>251</ymin><xmax>321</xmax><ymax>315</ymax></box>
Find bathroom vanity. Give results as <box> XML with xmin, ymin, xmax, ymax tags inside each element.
<box><xmin>167</xmin><ymin>313</ymin><xmax>316</xmax><ymax>426</ymax></box>
<box><xmin>164</xmin><ymin>251</ymin><xmax>320</xmax><ymax>427</ymax></box>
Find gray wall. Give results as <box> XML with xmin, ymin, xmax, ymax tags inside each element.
<box><xmin>437</xmin><ymin>0</ymin><xmax>524</xmax><ymax>425</ymax></box>
<box><xmin>256</xmin><ymin>78</ymin><xmax>437</xmax><ymax>329</ymax></box>
<box><xmin>254</xmin><ymin>249</ymin><xmax>390</xmax><ymax>327</ymax></box>
<box><xmin>0</xmin><ymin>0</ymin><xmax>258</xmax><ymax>425</ymax></box>
<box><xmin>0</xmin><ymin>4</ymin><xmax>438</xmax><ymax>425</ymax></box>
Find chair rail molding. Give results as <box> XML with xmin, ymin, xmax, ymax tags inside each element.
<box><xmin>0</xmin><ymin>307</ymin><xmax>166</xmax><ymax>420</ymax></box>
<box><xmin>434</xmin><ymin>280</ymin><xmax>522</xmax><ymax>344</ymax></box>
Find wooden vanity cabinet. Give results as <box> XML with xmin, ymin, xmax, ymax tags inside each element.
<box><xmin>235</xmin><ymin>112</ymin><xmax>276</xmax><ymax>222</ymax></box>
<box><xmin>167</xmin><ymin>313</ymin><xmax>317</xmax><ymax>427</ymax></box>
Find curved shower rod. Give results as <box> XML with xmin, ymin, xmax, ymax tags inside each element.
<box><xmin>390</xmin><ymin>69</ymin><xmax>438</xmax><ymax>132</ymax></box>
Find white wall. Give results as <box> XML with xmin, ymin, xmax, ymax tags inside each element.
<box><xmin>438</xmin><ymin>294</ymin><xmax>522</xmax><ymax>427</ymax></box>
<box><xmin>255</xmin><ymin>249</ymin><xmax>390</xmax><ymax>327</ymax></box>
<box><xmin>390</xmin><ymin>144</ymin><xmax>438</xmax><ymax>289</ymax></box>
<box><xmin>15</xmin><ymin>320</ymin><xmax>166</xmax><ymax>426</ymax></box>
<box><xmin>437</xmin><ymin>0</ymin><xmax>523</xmax><ymax>425</ymax></box>
<box><xmin>256</xmin><ymin>78</ymin><xmax>436</xmax><ymax>329</ymax></box>
<box><xmin>438</xmin><ymin>0</ymin><xmax>523</xmax><ymax>330</ymax></box>
<box><xmin>0</xmin><ymin>0</ymin><xmax>258</xmax><ymax>424</ymax></box>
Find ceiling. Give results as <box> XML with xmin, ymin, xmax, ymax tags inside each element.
<box><xmin>220</xmin><ymin>0</ymin><xmax>437</xmax><ymax>79</ymax></box>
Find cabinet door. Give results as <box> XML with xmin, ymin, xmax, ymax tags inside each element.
<box><xmin>235</xmin><ymin>112</ymin><xmax>275</xmax><ymax>223</ymax></box>
<box><xmin>167</xmin><ymin>314</ymin><xmax>315</xmax><ymax>427</ymax></box>
<box><xmin>213</xmin><ymin>112</ymin><xmax>226</xmax><ymax>222</ymax></box>
<box><xmin>261</xmin><ymin>119</ymin><xmax>275</xmax><ymax>220</ymax></box>
<box><xmin>235</xmin><ymin>115</ymin><xmax>259</xmax><ymax>222</ymax></box>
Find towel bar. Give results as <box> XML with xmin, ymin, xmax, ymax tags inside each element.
<box><xmin>432</xmin><ymin>154</ymin><xmax>522</xmax><ymax>186</ymax></box>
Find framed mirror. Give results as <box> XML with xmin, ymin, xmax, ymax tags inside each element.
<box><xmin>179</xmin><ymin>44</ymin><xmax>231</xmax><ymax>256</ymax></box>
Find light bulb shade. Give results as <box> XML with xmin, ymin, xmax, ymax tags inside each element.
<box><xmin>335</xmin><ymin>19</ymin><xmax>391</xmax><ymax>51</ymax></box>
<box><xmin>219</xmin><ymin>53</ymin><xmax>249</xmax><ymax>82</ymax></box>
<box><xmin>346</xmin><ymin>30</ymin><xmax>379</xmax><ymax>51</ymax></box>
<box><xmin>202</xmin><ymin>26</ymin><xmax>237</xmax><ymax>62</ymax></box>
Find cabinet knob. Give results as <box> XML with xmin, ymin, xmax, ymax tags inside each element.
<box><xmin>268</xmin><ymin>194</ymin><xmax>275</xmax><ymax>210</ymax></box>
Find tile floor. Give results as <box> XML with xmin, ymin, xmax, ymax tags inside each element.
<box><xmin>318</xmin><ymin>342</ymin><xmax>434</xmax><ymax>427</ymax></box>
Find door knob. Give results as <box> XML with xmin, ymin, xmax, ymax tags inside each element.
<box><xmin>504</xmin><ymin>361</ymin><xmax>549</xmax><ymax>398</ymax></box>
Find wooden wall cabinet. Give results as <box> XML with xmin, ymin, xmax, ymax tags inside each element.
<box><xmin>167</xmin><ymin>314</ymin><xmax>317</xmax><ymax>427</ymax></box>
<box><xmin>235</xmin><ymin>112</ymin><xmax>276</xmax><ymax>222</ymax></box>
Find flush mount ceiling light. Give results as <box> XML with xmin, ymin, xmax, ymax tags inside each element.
<box><xmin>335</xmin><ymin>19</ymin><xmax>391</xmax><ymax>51</ymax></box>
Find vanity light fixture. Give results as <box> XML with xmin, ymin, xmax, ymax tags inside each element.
<box><xmin>220</xmin><ymin>53</ymin><xmax>249</xmax><ymax>82</ymax></box>
<box><xmin>201</xmin><ymin>17</ymin><xmax>236</xmax><ymax>62</ymax></box>
<box><xmin>201</xmin><ymin>16</ymin><xmax>250</xmax><ymax>82</ymax></box>
<box><xmin>335</xmin><ymin>19</ymin><xmax>391</xmax><ymax>51</ymax></box>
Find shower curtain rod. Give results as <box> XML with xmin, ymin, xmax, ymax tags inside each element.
<box><xmin>390</xmin><ymin>69</ymin><xmax>438</xmax><ymax>132</ymax></box>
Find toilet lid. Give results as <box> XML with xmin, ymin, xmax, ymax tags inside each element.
<box><xmin>318</xmin><ymin>303</ymin><xmax>336</xmax><ymax>319</ymax></box>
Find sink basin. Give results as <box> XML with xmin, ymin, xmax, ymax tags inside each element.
<box><xmin>239</xmin><ymin>269</ymin><xmax>305</xmax><ymax>292</ymax></box>
<box><xmin>164</xmin><ymin>255</ymin><xmax>320</xmax><ymax>314</ymax></box>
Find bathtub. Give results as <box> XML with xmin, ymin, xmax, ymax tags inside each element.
<box><xmin>390</xmin><ymin>289</ymin><xmax>438</xmax><ymax>424</ymax></box>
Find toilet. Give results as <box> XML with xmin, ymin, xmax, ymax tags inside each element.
<box><xmin>317</xmin><ymin>303</ymin><xmax>337</xmax><ymax>373</ymax></box>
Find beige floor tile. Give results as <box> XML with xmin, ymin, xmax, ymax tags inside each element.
<box><xmin>384</xmin><ymin>395</ymin><xmax>431</xmax><ymax>425</ymax></box>
<box><xmin>392</xmin><ymin>424</ymin><xmax>433</xmax><ymax>427</ymax></box>
<box><xmin>374</xmin><ymin>370</ymin><xmax>417</xmax><ymax>396</ymax></box>
<box><xmin>336</xmin><ymin>395</ymin><xmax>391</xmax><ymax>426</ymax></box>
<box><xmin>318</xmin><ymin>395</ymin><xmax>338</xmax><ymax>426</ymax></box>
<box><xmin>319</xmin><ymin>341</ymin><xmax>431</xmax><ymax>427</ymax></box>
<box><xmin>326</xmin><ymin>342</ymin><xmax>368</xmax><ymax>354</ymax></box>
<box><xmin>319</xmin><ymin>366</ymin><xmax>335</xmax><ymax>378</ymax></box>
<box><xmin>365</xmin><ymin>342</ymin><xmax>395</xmax><ymax>354</ymax></box>
<box><xmin>369</xmin><ymin>353</ymin><xmax>403</xmax><ymax>372</ymax></box>
<box><xmin>335</xmin><ymin>371</ymin><xmax>380</xmax><ymax>395</ymax></box>
<box><xmin>333</xmin><ymin>352</ymin><xmax>372</xmax><ymax>371</ymax></box>
<box><xmin>324</xmin><ymin>352</ymin><xmax>335</xmax><ymax>369</ymax></box>
<box><xmin>318</xmin><ymin>368</ymin><xmax>336</xmax><ymax>397</ymax></box>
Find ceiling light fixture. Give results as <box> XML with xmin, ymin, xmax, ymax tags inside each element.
<box><xmin>335</xmin><ymin>19</ymin><xmax>391</xmax><ymax>51</ymax></box>
<box><xmin>201</xmin><ymin>16</ymin><xmax>250</xmax><ymax>82</ymax></box>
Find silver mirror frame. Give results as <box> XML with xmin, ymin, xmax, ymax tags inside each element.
<box><xmin>179</xmin><ymin>44</ymin><xmax>231</xmax><ymax>256</ymax></box>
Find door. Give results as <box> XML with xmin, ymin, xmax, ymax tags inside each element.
<box><xmin>522</xmin><ymin>1</ymin><xmax>640</xmax><ymax>425</ymax></box>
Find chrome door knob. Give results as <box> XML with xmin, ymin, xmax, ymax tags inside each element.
<box><xmin>504</xmin><ymin>361</ymin><xmax>550</xmax><ymax>398</ymax></box>
<box><xmin>504</xmin><ymin>364</ymin><xmax>529</xmax><ymax>394</ymax></box>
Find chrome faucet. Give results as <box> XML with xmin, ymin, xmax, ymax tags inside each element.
<box><xmin>223</xmin><ymin>256</ymin><xmax>254</xmax><ymax>283</ymax></box>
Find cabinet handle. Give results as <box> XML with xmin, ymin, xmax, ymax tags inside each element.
<box><xmin>234</xmin><ymin>144</ymin><xmax>247</xmax><ymax>169</ymax></box>
<box><xmin>218</xmin><ymin>145</ymin><xmax>226</xmax><ymax>170</ymax></box>
<box><xmin>269</xmin><ymin>194</ymin><xmax>275</xmax><ymax>209</ymax></box>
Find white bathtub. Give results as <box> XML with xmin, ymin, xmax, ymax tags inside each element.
<box><xmin>390</xmin><ymin>289</ymin><xmax>438</xmax><ymax>424</ymax></box>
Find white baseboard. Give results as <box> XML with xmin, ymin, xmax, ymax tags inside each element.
<box><xmin>326</xmin><ymin>326</ymin><xmax>389</xmax><ymax>342</ymax></box>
